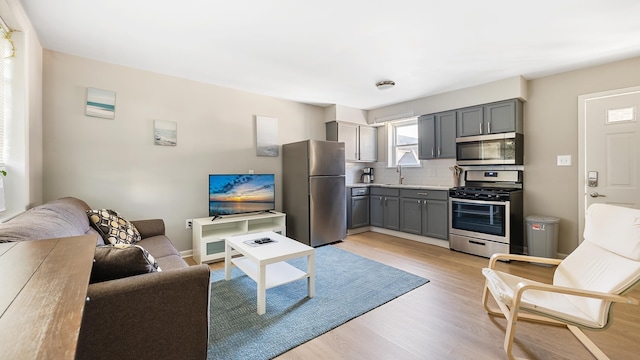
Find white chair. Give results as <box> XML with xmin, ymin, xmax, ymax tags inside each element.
<box><xmin>482</xmin><ymin>203</ymin><xmax>640</xmax><ymax>359</ymax></box>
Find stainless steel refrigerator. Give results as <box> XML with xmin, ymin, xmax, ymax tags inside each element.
<box><xmin>282</xmin><ymin>140</ymin><xmax>346</xmax><ymax>247</ymax></box>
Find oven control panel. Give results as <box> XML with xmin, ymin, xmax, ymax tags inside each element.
<box><xmin>449</xmin><ymin>188</ymin><xmax>515</xmax><ymax>201</ymax></box>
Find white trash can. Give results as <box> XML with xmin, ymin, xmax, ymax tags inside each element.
<box><xmin>526</xmin><ymin>215</ymin><xmax>560</xmax><ymax>264</ymax></box>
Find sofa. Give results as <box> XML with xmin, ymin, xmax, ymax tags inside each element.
<box><xmin>0</xmin><ymin>197</ymin><xmax>211</xmax><ymax>360</ymax></box>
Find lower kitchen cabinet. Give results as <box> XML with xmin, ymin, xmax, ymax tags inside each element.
<box><xmin>370</xmin><ymin>187</ymin><xmax>400</xmax><ymax>230</ymax></box>
<box><xmin>399</xmin><ymin>189</ymin><xmax>449</xmax><ymax>240</ymax></box>
<box><xmin>347</xmin><ymin>187</ymin><xmax>370</xmax><ymax>229</ymax></box>
<box><xmin>400</xmin><ymin>198</ymin><xmax>423</xmax><ymax>235</ymax></box>
<box><xmin>364</xmin><ymin>186</ymin><xmax>448</xmax><ymax>240</ymax></box>
<box><xmin>423</xmin><ymin>199</ymin><xmax>448</xmax><ymax>239</ymax></box>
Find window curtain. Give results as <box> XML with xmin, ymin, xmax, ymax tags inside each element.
<box><xmin>0</xmin><ymin>17</ymin><xmax>13</xmax><ymax>213</ymax></box>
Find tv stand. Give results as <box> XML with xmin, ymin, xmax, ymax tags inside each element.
<box><xmin>192</xmin><ymin>211</ymin><xmax>286</xmax><ymax>264</ymax></box>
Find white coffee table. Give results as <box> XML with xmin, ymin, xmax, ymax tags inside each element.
<box><xmin>224</xmin><ymin>231</ymin><xmax>315</xmax><ymax>315</ymax></box>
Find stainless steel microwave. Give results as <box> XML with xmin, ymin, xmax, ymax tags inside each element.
<box><xmin>456</xmin><ymin>132</ymin><xmax>523</xmax><ymax>165</ymax></box>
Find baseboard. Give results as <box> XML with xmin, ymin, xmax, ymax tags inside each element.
<box><xmin>346</xmin><ymin>227</ymin><xmax>370</xmax><ymax>235</ymax></box>
<box><xmin>367</xmin><ymin>227</ymin><xmax>450</xmax><ymax>249</ymax></box>
<box><xmin>180</xmin><ymin>249</ymin><xmax>193</xmax><ymax>259</ymax></box>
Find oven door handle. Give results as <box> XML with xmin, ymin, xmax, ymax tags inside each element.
<box><xmin>450</xmin><ymin>198</ymin><xmax>506</xmax><ymax>206</ymax></box>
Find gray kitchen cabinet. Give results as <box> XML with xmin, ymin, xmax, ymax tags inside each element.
<box><xmin>423</xmin><ymin>199</ymin><xmax>448</xmax><ymax>239</ymax></box>
<box><xmin>456</xmin><ymin>106</ymin><xmax>484</xmax><ymax>137</ymax></box>
<box><xmin>370</xmin><ymin>195</ymin><xmax>384</xmax><ymax>227</ymax></box>
<box><xmin>347</xmin><ymin>187</ymin><xmax>369</xmax><ymax>229</ymax></box>
<box><xmin>326</xmin><ymin>121</ymin><xmax>377</xmax><ymax>162</ymax></box>
<box><xmin>399</xmin><ymin>189</ymin><xmax>448</xmax><ymax>240</ymax></box>
<box><xmin>484</xmin><ymin>99</ymin><xmax>522</xmax><ymax>134</ymax></box>
<box><xmin>370</xmin><ymin>187</ymin><xmax>400</xmax><ymax>230</ymax></box>
<box><xmin>456</xmin><ymin>99</ymin><xmax>523</xmax><ymax>137</ymax></box>
<box><xmin>400</xmin><ymin>197</ymin><xmax>423</xmax><ymax>235</ymax></box>
<box><xmin>418</xmin><ymin>111</ymin><xmax>456</xmax><ymax>159</ymax></box>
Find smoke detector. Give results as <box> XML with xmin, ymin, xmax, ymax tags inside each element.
<box><xmin>375</xmin><ymin>80</ymin><xmax>395</xmax><ymax>90</ymax></box>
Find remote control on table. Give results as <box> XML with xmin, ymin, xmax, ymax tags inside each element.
<box><xmin>254</xmin><ymin>237</ymin><xmax>273</xmax><ymax>244</ymax></box>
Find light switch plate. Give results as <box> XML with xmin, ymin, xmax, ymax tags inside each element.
<box><xmin>557</xmin><ymin>155</ymin><xmax>571</xmax><ymax>166</ymax></box>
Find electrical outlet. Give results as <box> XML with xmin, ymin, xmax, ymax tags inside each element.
<box><xmin>557</xmin><ymin>155</ymin><xmax>572</xmax><ymax>166</ymax></box>
<box><xmin>185</xmin><ymin>219</ymin><xmax>193</xmax><ymax>229</ymax></box>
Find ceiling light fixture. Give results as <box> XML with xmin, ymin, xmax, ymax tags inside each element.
<box><xmin>375</xmin><ymin>80</ymin><xmax>395</xmax><ymax>90</ymax></box>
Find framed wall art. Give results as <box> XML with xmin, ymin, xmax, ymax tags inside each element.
<box><xmin>86</xmin><ymin>87</ymin><xmax>116</xmax><ymax>119</ymax></box>
<box><xmin>255</xmin><ymin>115</ymin><xmax>278</xmax><ymax>157</ymax></box>
<box><xmin>154</xmin><ymin>120</ymin><xmax>177</xmax><ymax>146</ymax></box>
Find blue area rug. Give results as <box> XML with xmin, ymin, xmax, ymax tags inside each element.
<box><xmin>207</xmin><ymin>245</ymin><xmax>429</xmax><ymax>359</ymax></box>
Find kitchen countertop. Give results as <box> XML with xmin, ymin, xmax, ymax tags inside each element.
<box><xmin>347</xmin><ymin>183</ymin><xmax>451</xmax><ymax>191</ymax></box>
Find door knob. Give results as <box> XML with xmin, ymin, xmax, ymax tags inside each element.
<box><xmin>589</xmin><ymin>191</ymin><xmax>605</xmax><ymax>198</ymax></box>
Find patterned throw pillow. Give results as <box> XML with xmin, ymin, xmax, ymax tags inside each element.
<box><xmin>90</xmin><ymin>243</ymin><xmax>162</xmax><ymax>283</ymax></box>
<box><xmin>87</xmin><ymin>209</ymin><xmax>141</xmax><ymax>245</ymax></box>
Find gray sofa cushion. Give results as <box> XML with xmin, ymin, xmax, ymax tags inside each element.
<box><xmin>137</xmin><ymin>236</ymin><xmax>182</xmax><ymax>259</ymax></box>
<box><xmin>156</xmin><ymin>254</ymin><xmax>189</xmax><ymax>270</ymax></box>
<box><xmin>137</xmin><ymin>236</ymin><xmax>188</xmax><ymax>270</ymax></box>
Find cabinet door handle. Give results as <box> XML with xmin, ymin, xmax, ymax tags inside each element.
<box><xmin>488</xmin><ymin>121</ymin><xmax>491</xmax><ymax>134</ymax></box>
<box><xmin>431</xmin><ymin>147</ymin><xmax>434</xmax><ymax>157</ymax></box>
<box><xmin>417</xmin><ymin>192</ymin><xmax>428</xmax><ymax>196</ymax></box>
<box><xmin>438</xmin><ymin>147</ymin><xmax>441</xmax><ymax>156</ymax></box>
<box><xmin>479</xmin><ymin>122</ymin><xmax>482</xmax><ymax>133</ymax></box>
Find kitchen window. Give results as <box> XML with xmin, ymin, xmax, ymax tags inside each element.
<box><xmin>388</xmin><ymin>118</ymin><xmax>420</xmax><ymax>167</ymax></box>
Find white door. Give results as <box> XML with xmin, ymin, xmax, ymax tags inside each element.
<box><xmin>578</xmin><ymin>86</ymin><xmax>640</xmax><ymax>241</ymax></box>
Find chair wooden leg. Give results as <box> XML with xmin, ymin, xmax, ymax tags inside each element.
<box><xmin>504</xmin><ymin>306</ymin><xmax>520</xmax><ymax>360</ymax></box>
<box><xmin>482</xmin><ymin>282</ymin><xmax>505</xmax><ymax>316</ymax></box>
<box><xmin>567</xmin><ymin>325</ymin><xmax>610</xmax><ymax>360</ymax></box>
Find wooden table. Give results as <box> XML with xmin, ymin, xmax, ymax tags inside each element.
<box><xmin>0</xmin><ymin>235</ymin><xmax>97</xmax><ymax>359</ymax></box>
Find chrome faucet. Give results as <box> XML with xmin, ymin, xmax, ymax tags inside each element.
<box><xmin>397</xmin><ymin>165</ymin><xmax>404</xmax><ymax>184</ymax></box>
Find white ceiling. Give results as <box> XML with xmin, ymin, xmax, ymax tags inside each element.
<box><xmin>18</xmin><ymin>0</ymin><xmax>640</xmax><ymax>110</ymax></box>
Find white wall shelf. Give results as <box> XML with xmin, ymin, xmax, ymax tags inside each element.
<box><xmin>192</xmin><ymin>212</ymin><xmax>286</xmax><ymax>263</ymax></box>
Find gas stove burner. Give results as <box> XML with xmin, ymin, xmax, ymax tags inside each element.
<box><xmin>451</xmin><ymin>169</ymin><xmax>523</xmax><ymax>201</ymax></box>
<box><xmin>449</xmin><ymin>186</ymin><xmax>522</xmax><ymax>201</ymax></box>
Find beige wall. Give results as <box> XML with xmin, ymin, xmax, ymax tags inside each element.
<box><xmin>42</xmin><ymin>51</ymin><xmax>325</xmax><ymax>252</ymax></box>
<box><xmin>525</xmin><ymin>56</ymin><xmax>640</xmax><ymax>255</ymax></box>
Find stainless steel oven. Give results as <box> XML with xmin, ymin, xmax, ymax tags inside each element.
<box><xmin>449</xmin><ymin>170</ymin><xmax>524</xmax><ymax>258</ymax></box>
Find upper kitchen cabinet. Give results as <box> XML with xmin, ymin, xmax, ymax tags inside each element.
<box><xmin>418</xmin><ymin>111</ymin><xmax>456</xmax><ymax>159</ymax></box>
<box><xmin>326</xmin><ymin>121</ymin><xmax>377</xmax><ymax>162</ymax></box>
<box><xmin>456</xmin><ymin>106</ymin><xmax>483</xmax><ymax>137</ymax></box>
<box><xmin>456</xmin><ymin>99</ymin><xmax>523</xmax><ymax>137</ymax></box>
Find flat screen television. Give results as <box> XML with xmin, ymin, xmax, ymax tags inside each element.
<box><xmin>209</xmin><ymin>174</ymin><xmax>275</xmax><ymax>217</ymax></box>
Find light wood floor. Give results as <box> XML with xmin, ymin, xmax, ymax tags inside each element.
<box><xmin>203</xmin><ymin>232</ymin><xmax>640</xmax><ymax>359</ymax></box>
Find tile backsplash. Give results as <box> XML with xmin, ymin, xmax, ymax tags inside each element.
<box><xmin>347</xmin><ymin>158</ymin><xmax>458</xmax><ymax>187</ymax></box>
